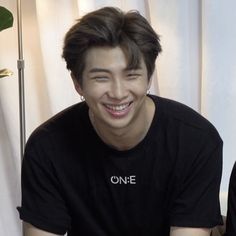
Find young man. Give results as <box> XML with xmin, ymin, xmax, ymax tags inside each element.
<box><xmin>225</xmin><ymin>162</ymin><xmax>236</xmax><ymax>235</ymax></box>
<box><xmin>18</xmin><ymin>7</ymin><xmax>223</xmax><ymax>236</ymax></box>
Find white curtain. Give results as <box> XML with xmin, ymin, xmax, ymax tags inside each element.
<box><xmin>0</xmin><ymin>0</ymin><xmax>235</xmax><ymax>235</ymax></box>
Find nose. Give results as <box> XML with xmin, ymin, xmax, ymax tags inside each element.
<box><xmin>107</xmin><ymin>78</ymin><xmax>128</xmax><ymax>100</ymax></box>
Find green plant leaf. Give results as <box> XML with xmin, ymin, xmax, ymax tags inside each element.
<box><xmin>0</xmin><ymin>6</ymin><xmax>14</xmax><ymax>32</ymax></box>
<box><xmin>0</xmin><ymin>68</ymin><xmax>13</xmax><ymax>78</ymax></box>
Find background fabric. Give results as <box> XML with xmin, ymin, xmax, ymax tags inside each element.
<box><xmin>0</xmin><ymin>0</ymin><xmax>235</xmax><ymax>235</ymax></box>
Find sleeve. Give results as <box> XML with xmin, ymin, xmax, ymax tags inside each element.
<box><xmin>17</xmin><ymin>131</ymin><xmax>71</xmax><ymax>235</ymax></box>
<box><xmin>225</xmin><ymin>162</ymin><xmax>236</xmax><ymax>236</ymax></box>
<box><xmin>169</xmin><ymin>133</ymin><xmax>223</xmax><ymax>228</ymax></box>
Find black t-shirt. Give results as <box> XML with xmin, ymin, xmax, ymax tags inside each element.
<box><xmin>225</xmin><ymin>162</ymin><xmax>236</xmax><ymax>236</ymax></box>
<box><xmin>17</xmin><ymin>95</ymin><xmax>223</xmax><ymax>235</ymax></box>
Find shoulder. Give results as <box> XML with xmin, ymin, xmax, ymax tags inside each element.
<box><xmin>26</xmin><ymin>102</ymin><xmax>88</xmax><ymax>148</ymax></box>
<box><xmin>150</xmin><ymin>95</ymin><xmax>222</xmax><ymax>145</ymax></box>
<box><xmin>153</xmin><ymin>95</ymin><xmax>215</xmax><ymax>130</ymax></box>
<box><xmin>229</xmin><ymin>162</ymin><xmax>236</xmax><ymax>187</ymax></box>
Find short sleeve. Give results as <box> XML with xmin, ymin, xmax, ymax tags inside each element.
<box><xmin>170</xmin><ymin>135</ymin><xmax>223</xmax><ymax>228</ymax></box>
<box><xmin>17</xmin><ymin>131</ymin><xmax>71</xmax><ymax>235</ymax></box>
<box><xmin>225</xmin><ymin>162</ymin><xmax>236</xmax><ymax>236</ymax></box>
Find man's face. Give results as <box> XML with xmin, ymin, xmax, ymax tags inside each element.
<box><xmin>74</xmin><ymin>46</ymin><xmax>151</xmax><ymax>130</ymax></box>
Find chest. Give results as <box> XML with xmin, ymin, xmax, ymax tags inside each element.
<box><xmin>63</xmin><ymin>148</ymin><xmax>173</xmax><ymax>217</ymax></box>
<box><xmin>52</xmin><ymin>135</ymin><xmax>180</xmax><ymax>235</ymax></box>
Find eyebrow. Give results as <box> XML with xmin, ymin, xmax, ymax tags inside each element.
<box><xmin>88</xmin><ymin>67</ymin><xmax>142</xmax><ymax>74</ymax></box>
<box><xmin>125</xmin><ymin>67</ymin><xmax>142</xmax><ymax>71</ymax></box>
<box><xmin>88</xmin><ymin>68</ymin><xmax>110</xmax><ymax>74</ymax></box>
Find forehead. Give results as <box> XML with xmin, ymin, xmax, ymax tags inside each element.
<box><xmin>83</xmin><ymin>46</ymin><xmax>145</xmax><ymax>72</ymax></box>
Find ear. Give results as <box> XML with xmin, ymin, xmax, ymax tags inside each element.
<box><xmin>71</xmin><ymin>72</ymin><xmax>83</xmax><ymax>96</ymax></box>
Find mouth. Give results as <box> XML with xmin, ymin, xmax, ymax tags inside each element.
<box><xmin>103</xmin><ymin>102</ymin><xmax>133</xmax><ymax>118</ymax></box>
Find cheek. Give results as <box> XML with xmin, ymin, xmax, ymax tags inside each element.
<box><xmin>129</xmin><ymin>81</ymin><xmax>150</xmax><ymax>95</ymax></box>
<box><xmin>83</xmin><ymin>85</ymin><xmax>106</xmax><ymax>100</ymax></box>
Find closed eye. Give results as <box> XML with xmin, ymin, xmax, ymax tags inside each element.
<box><xmin>92</xmin><ymin>76</ymin><xmax>109</xmax><ymax>82</ymax></box>
<box><xmin>126</xmin><ymin>73</ymin><xmax>141</xmax><ymax>80</ymax></box>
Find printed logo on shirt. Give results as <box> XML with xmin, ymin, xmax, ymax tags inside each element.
<box><xmin>110</xmin><ymin>175</ymin><xmax>136</xmax><ymax>185</ymax></box>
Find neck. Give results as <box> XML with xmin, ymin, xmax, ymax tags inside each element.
<box><xmin>89</xmin><ymin>96</ymin><xmax>155</xmax><ymax>151</ymax></box>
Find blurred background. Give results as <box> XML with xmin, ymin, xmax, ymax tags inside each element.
<box><xmin>0</xmin><ymin>0</ymin><xmax>236</xmax><ymax>235</ymax></box>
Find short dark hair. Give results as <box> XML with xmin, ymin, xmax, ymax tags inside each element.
<box><xmin>62</xmin><ymin>6</ymin><xmax>162</xmax><ymax>84</ymax></box>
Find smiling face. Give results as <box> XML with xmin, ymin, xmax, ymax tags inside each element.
<box><xmin>73</xmin><ymin>46</ymin><xmax>152</xmax><ymax>133</ymax></box>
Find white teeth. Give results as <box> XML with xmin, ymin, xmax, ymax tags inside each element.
<box><xmin>105</xmin><ymin>103</ymin><xmax>130</xmax><ymax>111</ymax></box>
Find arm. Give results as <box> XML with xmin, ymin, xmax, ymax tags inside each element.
<box><xmin>170</xmin><ymin>226</ymin><xmax>211</xmax><ymax>236</ymax></box>
<box><xmin>23</xmin><ymin>222</ymin><xmax>64</xmax><ymax>236</ymax></box>
<box><xmin>18</xmin><ymin>135</ymin><xmax>70</xmax><ymax>236</ymax></box>
<box><xmin>225</xmin><ymin>162</ymin><xmax>236</xmax><ymax>235</ymax></box>
<box><xmin>169</xmin><ymin>139</ymin><xmax>223</xmax><ymax>234</ymax></box>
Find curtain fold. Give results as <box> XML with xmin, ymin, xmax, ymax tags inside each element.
<box><xmin>0</xmin><ymin>0</ymin><xmax>235</xmax><ymax>235</ymax></box>
<box><xmin>201</xmin><ymin>0</ymin><xmax>236</xmax><ymax>214</ymax></box>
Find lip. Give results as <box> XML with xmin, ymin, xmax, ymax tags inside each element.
<box><xmin>103</xmin><ymin>102</ymin><xmax>133</xmax><ymax>118</ymax></box>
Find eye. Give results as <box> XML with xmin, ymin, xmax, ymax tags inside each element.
<box><xmin>126</xmin><ymin>73</ymin><xmax>141</xmax><ymax>80</ymax></box>
<box><xmin>93</xmin><ymin>76</ymin><xmax>109</xmax><ymax>82</ymax></box>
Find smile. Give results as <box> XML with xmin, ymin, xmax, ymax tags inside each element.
<box><xmin>103</xmin><ymin>102</ymin><xmax>133</xmax><ymax>118</ymax></box>
<box><xmin>104</xmin><ymin>103</ymin><xmax>131</xmax><ymax>111</ymax></box>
